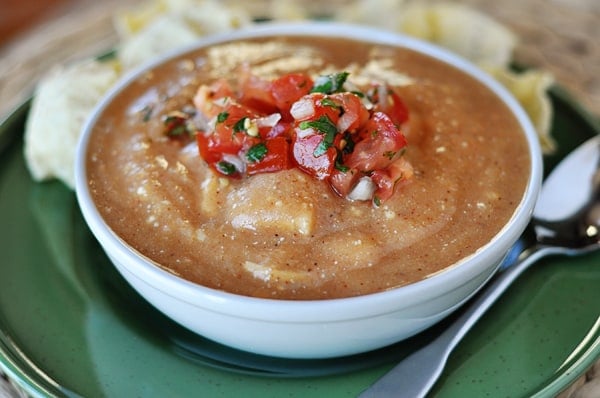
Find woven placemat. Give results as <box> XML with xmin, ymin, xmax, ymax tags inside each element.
<box><xmin>0</xmin><ymin>1</ymin><xmax>598</xmax><ymax>397</ymax></box>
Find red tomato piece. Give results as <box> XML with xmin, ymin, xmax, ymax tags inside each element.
<box><xmin>292</xmin><ymin>133</ymin><xmax>336</xmax><ymax>180</ymax></box>
<box><xmin>238</xmin><ymin>69</ymin><xmax>278</xmax><ymax>114</ymax></box>
<box><xmin>197</xmin><ymin>103</ymin><xmax>260</xmax><ymax>163</ymax></box>
<box><xmin>270</xmin><ymin>73</ymin><xmax>314</xmax><ymax>119</ymax></box>
<box><xmin>345</xmin><ymin>112</ymin><xmax>408</xmax><ymax>172</ymax></box>
<box><xmin>372</xmin><ymin>86</ymin><xmax>409</xmax><ymax>126</ymax></box>
<box><xmin>370</xmin><ymin>169</ymin><xmax>396</xmax><ymax>203</ymax></box>
<box><xmin>196</xmin><ymin>131</ymin><xmax>220</xmax><ymax>164</ymax></box>
<box><xmin>247</xmin><ymin>137</ymin><xmax>292</xmax><ymax>175</ymax></box>
<box><xmin>371</xmin><ymin>157</ymin><xmax>414</xmax><ymax>202</ymax></box>
<box><xmin>329</xmin><ymin>168</ymin><xmax>360</xmax><ymax>197</ymax></box>
<box><xmin>330</xmin><ymin>92</ymin><xmax>370</xmax><ymax>132</ymax></box>
<box><xmin>193</xmin><ymin>79</ymin><xmax>235</xmax><ymax>118</ymax></box>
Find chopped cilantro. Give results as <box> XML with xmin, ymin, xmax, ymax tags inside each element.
<box><xmin>310</xmin><ymin>72</ymin><xmax>349</xmax><ymax>94</ymax></box>
<box><xmin>167</xmin><ymin>124</ymin><xmax>188</xmax><ymax>136</ymax></box>
<box><xmin>341</xmin><ymin>132</ymin><xmax>355</xmax><ymax>154</ymax></box>
<box><xmin>335</xmin><ymin>157</ymin><xmax>349</xmax><ymax>172</ymax></box>
<box><xmin>163</xmin><ymin>114</ymin><xmax>190</xmax><ymax>137</ymax></box>
<box><xmin>383</xmin><ymin>150</ymin><xmax>397</xmax><ymax>160</ymax></box>
<box><xmin>217</xmin><ymin>111</ymin><xmax>229</xmax><ymax>123</ymax></box>
<box><xmin>141</xmin><ymin>105</ymin><xmax>153</xmax><ymax>122</ymax></box>
<box><xmin>320</xmin><ymin>98</ymin><xmax>339</xmax><ymax>108</ymax></box>
<box><xmin>233</xmin><ymin>117</ymin><xmax>248</xmax><ymax>133</ymax></box>
<box><xmin>216</xmin><ymin>161</ymin><xmax>237</xmax><ymax>175</ymax></box>
<box><xmin>299</xmin><ymin>116</ymin><xmax>338</xmax><ymax>157</ymax></box>
<box><xmin>246</xmin><ymin>143</ymin><xmax>268</xmax><ymax>163</ymax></box>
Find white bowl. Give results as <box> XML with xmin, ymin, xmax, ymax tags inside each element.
<box><xmin>75</xmin><ymin>22</ymin><xmax>543</xmax><ymax>359</ymax></box>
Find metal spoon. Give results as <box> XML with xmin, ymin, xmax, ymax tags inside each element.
<box><xmin>359</xmin><ymin>135</ymin><xmax>600</xmax><ymax>398</ymax></box>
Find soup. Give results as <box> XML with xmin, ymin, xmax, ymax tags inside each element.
<box><xmin>86</xmin><ymin>36</ymin><xmax>530</xmax><ymax>299</ymax></box>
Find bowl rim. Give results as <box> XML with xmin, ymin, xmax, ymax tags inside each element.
<box><xmin>75</xmin><ymin>21</ymin><xmax>543</xmax><ymax>322</ymax></box>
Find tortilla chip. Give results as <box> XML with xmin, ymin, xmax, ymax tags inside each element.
<box><xmin>398</xmin><ymin>3</ymin><xmax>517</xmax><ymax>69</ymax></box>
<box><xmin>24</xmin><ymin>59</ymin><xmax>121</xmax><ymax>189</ymax></box>
<box><xmin>118</xmin><ymin>14</ymin><xmax>202</xmax><ymax>69</ymax></box>
<box><xmin>268</xmin><ymin>0</ymin><xmax>311</xmax><ymax>20</ymax></box>
<box><xmin>485</xmin><ymin>66</ymin><xmax>556</xmax><ymax>153</ymax></box>
<box><xmin>334</xmin><ymin>0</ymin><xmax>410</xmax><ymax>31</ymax></box>
<box><xmin>117</xmin><ymin>1</ymin><xmax>251</xmax><ymax>70</ymax></box>
<box><xmin>113</xmin><ymin>0</ymin><xmax>168</xmax><ymax>39</ymax></box>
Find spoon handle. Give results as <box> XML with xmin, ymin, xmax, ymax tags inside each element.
<box><xmin>358</xmin><ymin>245</ymin><xmax>554</xmax><ymax>398</ymax></box>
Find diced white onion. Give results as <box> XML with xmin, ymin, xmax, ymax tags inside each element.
<box><xmin>192</xmin><ymin>112</ymin><xmax>210</xmax><ymax>131</ymax></box>
<box><xmin>344</xmin><ymin>80</ymin><xmax>374</xmax><ymax>110</ymax></box>
<box><xmin>347</xmin><ymin>176</ymin><xmax>376</xmax><ymax>201</ymax></box>
<box><xmin>337</xmin><ymin>113</ymin><xmax>354</xmax><ymax>132</ymax></box>
<box><xmin>377</xmin><ymin>84</ymin><xmax>388</xmax><ymax>107</ymax></box>
<box><xmin>256</xmin><ymin>113</ymin><xmax>281</xmax><ymax>128</ymax></box>
<box><xmin>341</xmin><ymin>79</ymin><xmax>358</xmax><ymax>92</ymax></box>
<box><xmin>207</xmin><ymin>115</ymin><xmax>217</xmax><ymax>131</ymax></box>
<box><xmin>212</xmin><ymin>97</ymin><xmax>230</xmax><ymax>107</ymax></box>
<box><xmin>290</xmin><ymin>98</ymin><xmax>315</xmax><ymax>120</ymax></box>
<box><xmin>295</xmin><ymin>126</ymin><xmax>315</xmax><ymax>138</ymax></box>
<box><xmin>180</xmin><ymin>141</ymin><xmax>199</xmax><ymax>157</ymax></box>
<box><xmin>360</xmin><ymin>95</ymin><xmax>374</xmax><ymax>110</ymax></box>
<box><xmin>221</xmin><ymin>154</ymin><xmax>246</xmax><ymax>174</ymax></box>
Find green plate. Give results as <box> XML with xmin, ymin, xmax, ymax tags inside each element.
<box><xmin>0</xmin><ymin>88</ymin><xmax>599</xmax><ymax>398</ymax></box>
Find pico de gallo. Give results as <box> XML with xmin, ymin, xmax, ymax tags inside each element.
<box><xmin>163</xmin><ymin>70</ymin><xmax>413</xmax><ymax>206</ymax></box>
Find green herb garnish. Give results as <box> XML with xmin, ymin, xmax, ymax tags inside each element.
<box><xmin>335</xmin><ymin>156</ymin><xmax>349</xmax><ymax>172</ymax></box>
<box><xmin>246</xmin><ymin>143</ymin><xmax>268</xmax><ymax>163</ymax></box>
<box><xmin>141</xmin><ymin>105</ymin><xmax>153</xmax><ymax>122</ymax></box>
<box><xmin>383</xmin><ymin>150</ymin><xmax>397</xmax><ymax>160</ymax></box>
<box><xmin>341</xmin><ymin>132</ymin><xmax>355</xmax><ymax>155</ymax></box>
<box><xmin>216</xmin><ymin>161</ymin><xmax>237</xmax><ymax>175</ymax></box>
<box><xmin>233</xmin><ymin>117</ymin><xmax>248</xmax><ymax>133</ymax></box>
<box><xmin>320</xmin><ymin>98</ymin><xmax>340</xmax><ymax>108</ymax></box>
<box><xmin>217</xmin><ymin>111</ymin><xmax>229</xmax><ymax>123</ymax></box>
<box><xmin>168</xmin><ymin>125</ymin><xmax>188</xmax><ymax>136</ymax></box>
<box><xmin>299</xmin><ymin>116</ymin><xmax>338</xmax><ymax>157</ymax></box>
<box><xmin>163</xmin><ymin>114</ymin><xmax>190</xmax><ymax>137</ymax></box>
<box><xmin>310</xmin><ymin>72</ymin><xmax>350</xmax><ymax>94</ymax></box>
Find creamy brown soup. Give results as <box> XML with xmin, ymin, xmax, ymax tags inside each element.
<box><xmin>86</xmin><ymin>36</ymin><xmax>531</xmax><ymax>299</ymax></box>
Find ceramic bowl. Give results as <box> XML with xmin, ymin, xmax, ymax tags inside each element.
<box><xmin>75</xmin><ymin>22</ymin><xmax>543</xmax><ymax>359</ymax></box>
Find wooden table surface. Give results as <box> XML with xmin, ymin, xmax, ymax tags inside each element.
<box><xmin>0</xmin><ymin>1</ymin><xmax>599</xmax><ymax>397</ymax></box>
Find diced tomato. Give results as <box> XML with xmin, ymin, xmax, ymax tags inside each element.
<box><xmin>247</xmin><ymin>137</ymin><xmax>291</xmax><ymax>175</ymax></box>
<box><xmin>372</xmin><ymin>86</ymin><xmax>409</xmax><ymax>126</ymax></box>
<box><xmin>330</xmin><ymin>92</ymin><xmax>370</xmax><ymax>132</ymax></box>
<box><xmin>238</xmin><ymin>68</ymin><xmax>278</xmax><ymax>114</ymax></box>
<box><xmin>345</xmin><ymin>112</ymin><xmax>408</xmax><ymax>172</ymax></box>
<box><xmin>197</xmin><ymin>102</ymin><xmax>260</xmax><ymax>162</ymax></box>
<box><xmin>292</xmin><ymin>133</ymin><xmax>336</xmax><ymax>180</ymax></box>
<box><xmin>370</xmin><ymin>169</ymin><xmax>396</xmax><ymax>202</ymax></box>
<box><xmin>371</xmin><ymin>157</ymin><xmax>414</xmax><ymax>202</ymax></box>
<box><xmin>193</xmin><ymin>79</ymin><xmax>236</xmax><ymax>118</ymax></box>
<box><xmin>329</xmin><ymin>168</ymin><xmax>360</xmax><ymax>197</ymax></box>
<box><xmin>270</xmin><ymin>73</ymin><xmax>314</xmax><ymax>119</ymax></box>
<box><xmin>196</xmin><ymin>130</ymin><xmax>220</xmax><ymax>163</ymax></box>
